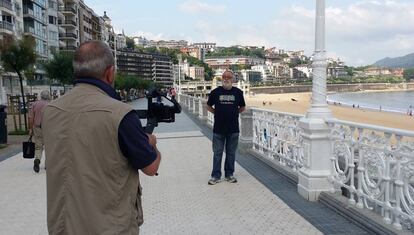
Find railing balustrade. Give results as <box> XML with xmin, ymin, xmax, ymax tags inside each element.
<box><xmin>326</xmin><ymin>118</ymin><xmax>414</xmax><ymax>230</ymax></box>
<box><xmin>177</xmin><ymin>93</ymin><xmax>414</xmax><ymax>231</ymax></box>
<box><xmin>251</xmin><ymin>108</ymin><xmax>304</xmax><ymax>173</ymax></box>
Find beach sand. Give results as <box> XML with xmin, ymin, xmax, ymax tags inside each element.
<box><xmin>246</xmin><ymin>92</ymin><xmax>414</xmax><ymax>132</ymax></box>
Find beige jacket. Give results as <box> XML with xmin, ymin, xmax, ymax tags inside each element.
<box><xmin>42</xmin><ymin>83</ymin><xmax>143</xmax><ymax>235</ymax></box>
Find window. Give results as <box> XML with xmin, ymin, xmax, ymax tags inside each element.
<box><xmin>48</xmin><ymin>16</ymin><xmax>55</xmax><ymax>24</ymax></box>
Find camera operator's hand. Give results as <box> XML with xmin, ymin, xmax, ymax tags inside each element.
<box><xmin>146</xmin><ymin>134</ymin><xmax>157</xmax><ymax>147</ymax></box>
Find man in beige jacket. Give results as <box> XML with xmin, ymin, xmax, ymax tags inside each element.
<box><xmin>42</xmin><ymin>41</ymin><xmax>161</xmax><ymax>234</ymax></box>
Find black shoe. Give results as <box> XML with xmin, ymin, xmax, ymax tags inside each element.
<box><xmin>33</xmin><ymin>159</ymin><xmax>40</xmax><ymax>173</ymax></box>
<box><xmin>225</xmin><ymin>176</ymin><xmax>237</xmax><ymax>183</ymax></box>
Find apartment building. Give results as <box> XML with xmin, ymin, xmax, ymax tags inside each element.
<box><xmin>251</xmin><ymin>65</ymin><xmax>275</xmax><ymax>82</ymax></box>
<box><xmin>133</xmin><ymin>36</ymin><xmax>148</xmax><ymax>47</ymax></box>
<box><xmin>148</xmin><ymin>39</ymin><xmax>188</xmax><ymax>49</ymax></box>
<box><xmin>204</xmin><ymin>56</ymin><xmax>265</xmax><ymax>70</ymax></box>
<box><xmin>291</xmin><ymin>65</ymin><xmax>311</xmax><ymax>80</ymax></box>
<box><xmin>101</xmin><ymin>11</ymin><xmax>115</xmax><ymax>50</ymax></box>
<box><xmin>117</xmin><ymin>50</ymin><xmax>153</xmax><ymax>80</ymax></box>
<box><xmin>90</xmin><ymin>11</ymin><xmax>101</xmax><ymax>40</ymax></box>
<box><xmin>152</xmin><ymin>53</ymin><xmax>173</xmax><ymax>87</ymax></box>
<box><xmin>116</xmin><ymin>32</ymin><xmax>126</xmax><ymax>49</ymax></box>
<box><xmin>46</xmin><ymin>0</ymin><xmax>59</xmax><ymax>57</ymax></box>
<box><xmin>180</xmin><ymin>46</ymin><xmax>205</xmax><ymax>61</ymax></box>
<box><xmin>188</xmin><ymin>66</ymin><xmax>204</xmax><ymax>80</ymax></box>
<box><xmin>1</xmin><ymin>0</ymin><xmax>23</xmax><ymax>42</ymax></box>
<box><xmin>0</xmin><ymin>0</ymin><xmax>24</xmax><ymax>104</ymax></box>
<box><xmin>116</xmin><ymin>50</ymin><xmax>173</xmax><ymax>87</ymax></box>
<box><xmin>23</xmin><ymin>0</ymin><xmax>48</xmax><ymax>59</ymax></box>
<box><xmin>78</xmin><ymin>0</ymin><xmax>93</xmax><ymax>43</ymax></box>
<box><xmin>240</xmin><ymin>70</ymin><xmax>262</xmax><ymax>82</ymax></box>
<box><xmin>58</xmin><ymin>0</ymin><xmax>79</xmax><ymax>51</ymax></box>
<box><xmin>191</xmin><ymin>42</ymin><xmax>216</xmax><ymax>53</ymax></box>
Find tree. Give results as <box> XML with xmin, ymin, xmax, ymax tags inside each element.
<box><xmin>0</xmin><ymin>35</ymin><xmax>37</xmax><ymax>131</ymax></box>
<box><xmin>24</xmin><ymin>66</ymin><xmax>35</xmax><ymax>94</ymax></box>
<box><xmin>43</xmin><ymin>51</ymin><xmax>74</xmax><ymax>91</ymax></box>
<box><xmin>403</xmin><ymin>68</ymin><xmax>414</xmax><ymax>81</ymax></box>
<box><xmin>115</xmin><ymin>73</ymin><xmax>154</xmax><ymax>91</ymax></box>
<box><xmin>126</xmin><ymin>37</ymin><xmax>135</xmax><ymax>49</ymax></box>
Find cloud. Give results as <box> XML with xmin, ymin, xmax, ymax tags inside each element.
<box><xmin>178</xmin><ymin>1</ymin><xmax>225</xmax><ymax>14</ymax></box>
<box><xmin>268</xmin><ymin>1</ymin><xmax>414</xmax><ymax>65</ymax></box>
<box><xmin>193</xmin><ymin>21</ymin><xmax>271</xmax><ymax>47</ymax></box>
<box><xmin>132</xmin><ymin>31</ymin><xmax>167</xmax><ymax>41</ymax></box>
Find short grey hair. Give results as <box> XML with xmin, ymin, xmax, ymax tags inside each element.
<box><xmin>40</xmin><ymin>90</ymin><xmax>50</xmax><ymax>100</ymax></box>
<box><xmin>73</xmin><ymin>40</ymin><xmax>114</xmax><ymax>79</ymax></box>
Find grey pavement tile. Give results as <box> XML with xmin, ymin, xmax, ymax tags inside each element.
<box><xmin>183</xmin><ymin>109</ymin><xmax>371</xmax><ymax>235</ymax></box>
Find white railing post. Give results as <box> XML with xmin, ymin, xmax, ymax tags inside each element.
<box><xmin>177</xmin><ymin>93</ymin><xmax>181</xmax><ymax>103</ymax></box>
<box><xmin>186</xmin><ymin>96</ymin><xmax>190</xmax><ymax>108</ymax></box>
<box><xmin>298</xmin><ymin>0</ymin><xmax>334</xmax><ymax>201</ymax></box>
<box><xmin>193</xmin><ymin>97</ymin><xmax>199</xmax><ymax>114</ymax></box>
<box><xmin>199</xmin><ymin>99</ymin><xmax>208</xmax><ymax>120</ymax></box>
<box><xmin>189</xmin><ymin>97</ymin><xmax>194</xmax><ymax>112</ymax></box>
<box><xmin>240</xmin><ymin>108</ymin><xmax>253</xmax><ymax>146</ymax></box>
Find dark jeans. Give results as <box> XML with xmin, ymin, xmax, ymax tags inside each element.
<box><xmin>211</xmin><ymin>132</ymin><xmax>239</xmax><ymax>179</ymax></box>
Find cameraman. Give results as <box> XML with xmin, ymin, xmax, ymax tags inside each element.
<box><xmin>42</xmin><ymin>41</ymin><xmax>161</xmax><ymax>234</ymax></box>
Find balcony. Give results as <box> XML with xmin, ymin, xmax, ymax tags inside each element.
<box><xmin>59</xmin><ymin>45</ymin><xmax>76</xmax><ymax>51</ymax></box>
<box><xmin>33</xmin><ymin>0</ymin><xmax>46</xmax><ymax>8</ymax></box>
<box><xmin>0</xmin><ymin>21</ymin><xmax>13</xmax><ymax>32</ymax></box>
<box><xmin>59</xmin><ymin>32</ymin><xmax>77</xmax><ymax>39</ymax></box>
<box><xmin>58</xmin><ymin>19</ymin><xmax>76</xmax><ymax>27</ymax></box>
<box><xmin>23</xmin><ymin>8</ymin><xmax>46</xmax><ymax>25</ymax></box>
<box><xmin>0</xmin><ymin>0</ymin><xmax>12</xmax><ymax>11</ymax></box>
<box><xmin>59</xmin><ymin>6</ymin><xmax>76</xmax><ymax>15</ymax></box>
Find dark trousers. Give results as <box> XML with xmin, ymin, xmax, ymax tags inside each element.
<box><xmin>211</xmin><ymin>132</ymin><xmax>239</xmax><ymax>179</ymax></box>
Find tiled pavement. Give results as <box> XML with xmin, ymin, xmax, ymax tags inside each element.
<box><xmin>0</xmin><ymin>99</ymin><xmax>369</xmax><ymax>234</ymax></box>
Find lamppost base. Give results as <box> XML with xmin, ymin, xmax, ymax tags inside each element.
<box><xmin>306</xmin><ymin>104</ymin><xmax>332</xmax><ymax>119</ymax></box>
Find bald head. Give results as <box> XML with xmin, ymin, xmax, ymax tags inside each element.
<box><xmin>73</xmin><ymin>41</ymin><xmax>114</xmax><ymax>80</ymax></box>
<box><xmin>222</xmin><ymin>70</ymin><xmax>234</xmax><ymax>81</ymax></box>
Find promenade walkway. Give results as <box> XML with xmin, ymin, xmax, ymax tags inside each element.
<box><xmin>0</xmin><ymin>99</ymin><xmax>369</xmax><ymax>234</ymax></box>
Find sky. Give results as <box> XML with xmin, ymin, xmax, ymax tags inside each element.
<box><xmin>84</xmin><ymin>0</ymin><xmax>414</xmax><ymax>66</ymax></box>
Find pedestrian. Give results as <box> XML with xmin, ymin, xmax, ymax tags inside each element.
<box><xmin>207</xmin><ymin>70</ymin><xmax>246</xmax><ymax>185</ymax></box>
<box><xmin>42</xmin><ymin>41</ymin><xmax>161</xmax><ymax>234</ymax></box>
<box><xmin>170</xmin><ymin>87</ymin><xmax>177</xmax><ymax>100</ymax></box>
<box><xmin>28</xmin><ymin>90</ymin><xmax>50</xmax><ymax>173</ymax></box>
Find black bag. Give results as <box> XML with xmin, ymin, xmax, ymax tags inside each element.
<box><xmin>23</xmin><ymin>136</ymin><xmax>35</xmax><ymax>159</ymax></box>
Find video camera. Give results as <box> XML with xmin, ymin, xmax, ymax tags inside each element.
<box><xmin>136</xmin><ymin>88</ymin><xmax>181</xmax><ymax>134</ymax></box>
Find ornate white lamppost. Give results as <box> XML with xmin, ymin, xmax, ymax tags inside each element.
<box><xmin>298</xmin><ymin>0</ymin><xmax>334</xmax><ymax>201</ymax></box>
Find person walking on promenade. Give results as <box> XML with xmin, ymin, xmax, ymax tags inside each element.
<box><xmin>207</xmin><ymin>70</ymin><xmax>246</xmax><ymax>185</ymax></box>
<box><xmin>42</xmin><ymin>41</ymin><xmax>161</xmax><ymax>235</ymax></box>
<box><xmin>28</xmin><ymin>90</ymin><xmax>50</xmax><ymax>173</ymax></box>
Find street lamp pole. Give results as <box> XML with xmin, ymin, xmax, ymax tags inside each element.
<box><xmin>298</xmin><ymin>0</ymin><xmax>333</xmax><ymax>201</ymax></box>
<box><xmin>178</xmin><ymin>61</ymin><xmax>181</xmax><ymax>94</ymax></box>
<box><xmin>306</xmin><ymin>0</ymin><xmax>331</xmax><ymax>119</ymax></box>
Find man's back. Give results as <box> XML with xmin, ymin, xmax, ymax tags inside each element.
<box><xmin>43</xmin><ymin>83</ymin><xmax>141</xmax><ymax>235</ymax></box>
<box><xmin>29</xmin><ymin>99</ymin><xmax>48</xmax><ymax>127</ymax></box>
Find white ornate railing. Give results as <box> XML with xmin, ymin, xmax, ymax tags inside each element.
<box><xmin>251</xmin><ymin>108</ymin><xmax>304</xmax><ymax>173</ymax></box>
<box><xmin>326</xmin><ymin>119</ymin><xmax>414</xmax><ymax>230</ymax></box>
<box><xmin>178</xmin><ymin>93</ymin><xmax>414</xmax><ymax>231</ymax></box>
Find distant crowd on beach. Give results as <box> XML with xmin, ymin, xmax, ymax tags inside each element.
<box><xmin>327</xmin><ymin>100</ymin><xmax>414</xmax><ymax>116</ymax></box>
